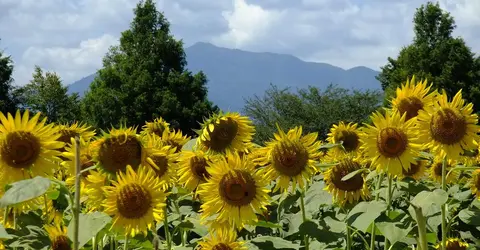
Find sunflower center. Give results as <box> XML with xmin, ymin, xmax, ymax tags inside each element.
<box><xmin>219</xmin><ymin>170</ymin><xmax>256</xmax><ymax>207</ymax></box>
<box><xmin>165</xmin><ymin>140</ymin><xmax>182</xmax><ymax>153</ymax></box>
<box><xmin>430</xmin><ymin>108</ymin><xmax>467</xmax><ymax>145</ymax></box>
<box><xmin>212</xmin><ymin>243</ymin><xmax>232</xmax><ymax>250</ymax></box>
<box><xmin>402</xmin><ymin>162</ymin><xmax>421</xmax><ymax>176</ymax></box>
<box><xmin>376</xmin><ymin>127</ymin><xmax>407</xmax><ymax>158</ymax></box>
<box><xmin>52</xmin><ymin>235</ymin><xmax>71</xmax><ymax>250</ymax></box>
<box><xmin>150</xmin><ymin>155</ymin><xmax>169</xmax><ymax>178</ymax></box>
<box><xmin>1</xmin><ymin>131</ymin><xmax>41</xmax><ymax>169</ymax></box>
<box><xmin>331</xmin><ymin>159</ymin><xmax>364</xmax><ymax>191</ymax></box>
<box><xmin>98</xmin><ymin>135</ymin><xmax>142</xmax><ymax>174</ymax></box>
<box><xmin>206</xmin><ymin>118</ymin><xmax>239</xmax><ymax>152</ymax></box>
<box><xmin>116</xmin><ymin>183</ymin><xmax>152</xmax><ymax>219</ymax></box>
<box><xmin>433</xmin><ymin>163</ymin><xmax>443</xmax><ymax>177</ymax></box>
<box><xmin>190</xmin><ymin>156</ymin><xmax>211</xmax><ymax>181</ymax></box>
<box><xmin>335</xmin><ymin>130</ymin><xmax>360</xmax><ymax>152</ymax></box>
<box><xmin>58</xmin><ymin>130</ymin><xmax>79</xmax><ymax>151</ymax></box>
<box><xmin>446</xmin><ymin>241</ymin><xmax>467</xmax><ymax>250</ymax></box>
<box><xmin>397</xmin><ymin>96</ymin><xmax>424</xmax><ymax>120</ymax></box>
<box><xmin>272</xmin><ymin>140</ymin><xmax>309</xmax><ymax>177</ymax></box>
<box><xmin>80</xmin><ymin>155</ymin><xmax>95</xmax><ymax>178</ymax></box>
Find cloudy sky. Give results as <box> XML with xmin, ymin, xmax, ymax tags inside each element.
<box><xmin>0</xmin><ymin>0</ymin><xmax>479</xmax><ymax>86</ymax></box>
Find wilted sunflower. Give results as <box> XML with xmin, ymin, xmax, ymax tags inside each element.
<box><xmin>94</xmin><ymin>127</ymin><xmax>144</xmax><ymax>177</ymax></box>
<box><xmin>198</xmin><ymin>152</ymin><xmax>270</xmax><ymax>230</ymax></box>
<box><xmin>196</xmin><ymin>228</ymin><xmax>247</xmax><ymax>250</ymax></box>
<box><xmin>470</xmin><ymin>169</ymin><xmax>480</xmax><ymax>198</ymax></box>
<box><xmin>143</xmin><ymin>134</ymin><xmax>179</xmax><ymax>189</ymax></box>
<box><xmin>0</xmin><ymin>110</ymin><xmax>64</xmax><ymax>186</ymax></box>
<box><xmin>327</xmin><ymin>122</ymin><xmax>361</xmax><ymax>155</ymax></box>
<box><xmin>434</xmin><ymin>238</ymin><xmax>469</xmax><ymax>250</ymax></box>
<box><xmin>360</xmin><ymin>110</ymin><xmax>422</xmax><ymax>177</ymax></box>
<box><xmin>56</xmin><ymin>122</ymin><xmax>95</xmax><ymax>152</ymax></box>
<box><xmin>401</xmin><ymin>160</ymin><xmax>427</xmax><ymax>180</ymax></box>
<box><xmin>103</xmin><ymin>165</ymin><xmax>167</xmax><ymax>237</ymax></box>
<box><xmin>141</xmin><ymin>117</ymin><xmax>170</xmax><ymax>137</ymax></box>
<box><xmin>45</xmin><ymin>224</ymin><xmax>71</xmax><ymax>250</ymax></box>
<box><xmin>84</xmin><ymin>170</ymin><xmax>108</xmax><ymax>212</ymax></box>
<box><xmin>196</xmin><ymin>112</ymin><xmax>254</xmax><ymax>155</ymax></box>
<box><xmin>391</xmin><ymin>76</ymin><xmax>437</xmax><ymax>121</ymax></box>
<box><xmin>160</xmin><ymin>129</ymin><xmax>190</xmax><ymax>153</ymax></box>
<box><xmin>429</xmin><ymin>158</ymin><xmax>457</xmax><ymax>184</ymax></box>
<box><xmin>417</xmin><ymin>90</ymin><xmax>480</xmax><ymax>160</ymax></box>
<box><xmin>256</xmin><ymin>126</ymin><xmax>321</xmax><ymax>192</ymax></box>
<box><xmin>177</xmin><ymin>150</ymin><xmax>213</xmax><ymax>192</ymax></box>
<box><xmin>324</xmin><ymin>157</ymin><xmax>369</xmax><ymax>206</ymax></box>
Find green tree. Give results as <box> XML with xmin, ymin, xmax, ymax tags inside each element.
<box><xmin>244</xmin><ymin>84</ymin><xmax>383</xmax><ymax>143</ymax></box>
<box><xmin>0</xmin><ymin>41</ymin><xmax>19</xmax><ymax>114</ymax></box>
<box><xmin>377</xmin><ymin>1</ymin><xmax>480</xmax><ymax>108</ymax></box>
<box><xmin>81</xmin><ymin>0</ymin><xmax>217</xmax><ymax>135</ymax></box>
<box><xmin>18</xmin><ymin>66</ymin><xmax>81</xmax><ymax>123</ymax></box>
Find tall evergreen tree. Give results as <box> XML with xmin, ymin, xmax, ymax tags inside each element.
<box><xmin>82</xmin><ymin>0</ymin><xmax>217</xmax><ymax>135</ymax></box>
<box><xmin>377</xmin><ymin>2</ymin><xmax>480</xmax><ymax>109</ymax></box>
<box><xmin>0</xmin><ymin>41</ymin><xmax>19</xmax><ymax>114</ymax></box>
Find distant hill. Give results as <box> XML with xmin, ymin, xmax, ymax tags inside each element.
<box><xmin>67</xmin><ymin>42</ymin><xmax>381</xmax><ymax>112</ymax></box>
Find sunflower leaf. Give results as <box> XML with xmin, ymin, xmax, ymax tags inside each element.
<box><xmin>346</xmin><ymin>201</ymin><xmax>388</xmax><ymax>232</ymax></box>
<box><xmin>181</xmin><ymin>138</ymin><xmax>197</xmax><ymax>151</ymax></box>
<box><xmin>67</xmin><ymin>212</ymin><xmax>112</xmax><ymax>249</ymax></box>
<box><xmin>341</xmin><ymin>168</ymin><xmax>367</xmax><ymax>181</ymax></box>
<box><xmin>458</xmin><ymin>208</ymin><xmax>480</xmax><ymax>226</ymax></box>
<box><xmin>250</xmin><ymin>236</ymin><xmax>300</xmax><ymax>249</ymax></box>
<box><xmin>0</xmin><ymin>176</ymin><xmax>51</xmax><ymax>208</ymax></box>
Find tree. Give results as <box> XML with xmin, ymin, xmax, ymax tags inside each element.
<box><xmin>376</xmin><ymin>2</ymin><xmax>480</xmax><ymax>109</ymax></box>
<box><xmin>81</xmin><ymin>0</ymin><xmax>217</xmax><ymax>135</ymax></box>
<box><xmin>0</xmin><ymin>41</ymin><xmax>19</xmax><ymax>114</ymax></box>
<box><xmin>244</xmin><ymin>84</ymin><xmax>383</xmax><ymax>143</ymax></box>
<box><xmin>17</xmin><ymin>66</ymin><xmax>81</xmax><ymax>123</ymax></box>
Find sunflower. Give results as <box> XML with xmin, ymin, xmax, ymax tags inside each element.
<box><xmin>390</xmin><ymin>76</ymin><xmax>437</xmax><ymax>121</ymax></box>
<box><xmin>196</xmin><ymin>112</ymin><xmax>254</xmax><ymax>155</ymax></box>
<box><xmin>61</xmin><ymin>137</ymin><xmax>96</xmax><ymax>180</ymax></box>
<box><xmin>142</xmin><ymin>134</ymin><xmax>179</xmax><ymax>189</ymax></box>
<box><xmin>360</xmin><ymin>110</ymin><xmax>422</xmax><ymax>177</ymax></box>
<box><xmin>160</xmin><ymin>129</ymin><xmax>190</xmax><ymax>153</ymax></box>
<box><xmin>255</xmin><ymin>126</ymin><xmax>321</xmax><ymax>192</ymax></box>
<box><xmin>434</xmin><ymin>238</ymin><xmax>469</xmax><ymax>250</ymax></box>
<box><xmin>83</xmin><ymin>170</ymin><xmax>108</xmax><ymax>212</ymax></box>
<box><xmin>196</xmin><ymin>228</ymin><xmax>247</xmax><ymax>250</ymax></box>
<box><xmin>94</xmin><ymin>127</ymin><xmax>144</xmax><ymax>177</ymax></box>
<box><xmin>197</xmin><ymin>152</ymin><xmax>270</xmax><ymax>230</ymax></box>
<box><xmin>177</xmin><ymin>150</ymin><xmax>213</xmax><ymax>192</ymax></box>
<box><xmin>417</xmin><ymin>90</ymin><xmax>480</xmax><ymax>160</ymax></box>
<box><xmin>45</xmin><ymin>223</ymin><xmax>71</xmax><ymax>250</ymax></box>
<box><xmin>470</xmin><ymin>169</ymin><xmax>480</xmax><ymax>198</ymax></box>
<box><xmin>56</xmin><ymin>122</ymin><xmax>95</xmax><ymax>152</ymax></box>
<box><xmin>460</xmin><ymin>145</ymin><xmax>480</xmax><ymax>167</ymax></box>
<box><xmin>401</xmin><ymin>160</ymin><xmax>427</xmax><ymax>180</ymax></box>
<box><xmin>0</xmin><ymin>208</ymin><xmax>14</xmax><ymax>229</ymax></box>
<box><xmin>0</xmin><ymin>110</ymin><xmax>64</xmax><ymax>186</ymax></box>
<box><xmin>323</xmin><ymin>156</ymin><xmax>369</xmax><ymax>206</ymax></box>
<box><xmin>429</xmin><ymin>158</ymin><xmax>458</xmax><ymax>184</ymax></box>
<box><xmin>327</xmin><ymin>122</ymin><xmax>361</xmax><ymax>155</ymax></box>
<box><xmin>44</xmin><ymin>198</ymin><xmax>67</xmax><ymax>226</ymax></box>
<box><xmin>103</xmin><ymin>165</ymin><xmax>167</xmax><ymax>237</ymax></box>
<box><xmin>141</xmin><ymin>117</ymin><xmax>170</xmax><ymax>137</ymax></box>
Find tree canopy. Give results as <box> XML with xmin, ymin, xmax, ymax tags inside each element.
<box><xmin>0</xmin><ymin>42</ymin><xmax>19</xmax><ymax>114</ymax></box>
<box><xmin>376</xmin><ymin>1</ymin><xmax>480</xmax><ymax>109</ymax></box>
<box><xmin>81</xmin><ymin>0</ymin><xmax>217</xmax><ymax>135</ymax></box>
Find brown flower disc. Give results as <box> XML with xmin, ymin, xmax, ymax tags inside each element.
<box><xmin>212</xmin><ymin>243</ymin><xmax>232</xmax><ymax>250</ymax></box>
<box><xmin>330</xmin><ymin>159</ymin><xmax>364</xmax><ymax>191</ymax></box>
<box><xmin>397</xmin><ymin>96</ymin><xmax>424</xmax><ymax>120</ymax></box>
<box><xmin>402</xmin><ymin>162</ymin><xmax>421</xmax><ymax>176</ymax></box>
<box><xmin>272</xmin><ymin>141</ymin><xmax>309</xmax><ymax>176</ymax></box>
<box><xmin>446</xmin><ymin>241</ymin><xmax>467</xmax><ymax>250</ymax></box>
<box><xmin>219</xmin><ymin>170</ymin><xmax>256</xmax><ymax>207</ymax></box>
<box><xmin>376</xmin><ymin>127</ymin><xmax>408</xmax><ymax>158</ymax></box>
<box><xmin>190</xmin><ymin>156</ymin><xmax>211</xmax><ymax>181</ymax></box>
<box><xmin>57</xmin><ymin>130</ymin><xmax>79</xmax><ymax>151</ymax></box>
<box><xmin>335</xmin><ymin>130</ymin><xmax>360</xmax><ymax>152</ymax></box>
<box><xmin>98</xmin><ymin>135</ymin><xmax>142</xmax><ymax>173</ymax></box>
<box><xmin>116</xmin><ymin>183</ymin><xmax>152</xmax><ymax>219</ymax></box>
<box><xmin>1</xmin><ymin>131</ymin><xmax>41</xmax><ymax>169</ymax></box>
<box><xmin>433</xmin><ymin>162</ymin><xmax>443</xmax><ymax>177</ymax></box>
<box><xmin>150</xmin><ymin>155</ymin><xmax>169</xmax><ymax>178</ymax></box>
<box><xmin>52</xmin><ymin>235</ymin><xmax>71</xmax><ymax>250</ymax></box>
<box><xmin>430</xmin><ymin>108</ymin><xmax>467</xmax><ymax>145</ymax></box>
<box><xmin>80</xmin><ymin>155</ymin><xmax>96</xmax><ymax>178</ymax></box>
<box><xmin>165</xmin><ymin>140</ymin><xmax>182</xmax><ymax>153</ymax></box>
<box><xmin>204</xmin><ymin>118</ymin><xmax>238</xmax><ymax>152</ymax></box>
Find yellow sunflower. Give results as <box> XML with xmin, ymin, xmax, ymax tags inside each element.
<box><xmin>255</xmin><ymin>126</ymin><xmax>321</xmax><ymax>192</ymax></box>
<box><xmin>103</xmin><ymin>165</ymin><xmax>167</xmax><ymax>237</ymax></box>
<box><xmin>177</xmin><ymin>150</ymin><xmax>213</xmax><ymax>192</ymax></box>
<box><xmin>61</xmin><ymin>137</ymin><xmax>96</xmax><ymax>181</ymax></box>
<box><xmin>142</xmin><ymin>134</ymin><xmax>179</xmax><ymax>190</ymax></box>
<box><xmin>429</xmin><ymin>158</ymin><xmax>458</xmax><ymax>184</ymax></box>
<box><xmin>56</xmin><ymin>122</ymin><xmax>95</xmax><ymax>152</ymax></box>
<box><xmin>390</xmin><ymin>75</ymin><xmax>437</xmax><ymax>121</ymax></box>
<box><xmin>401</xmin><ymin>160</ymin><xmax>427</xmax><ymax>180</ymax></box>
<box><xmin>327</xmin><ymin>121</ymin><xmax>361</xmax><ymax>155</ymax></box>
<box><xmin>0</xmin><ymin>208</ymin><xmax>14</xmax><ymax>229</ymax></box>
<box><xmin>323</xmin><ymin>156</ymin><xmax>369</xmax><ymax>206</ymax></box>
<box><xmin>470</xmin><ymin>169</ymin><xmax>480</xmax><ymax>198</ymax></box>
<box><xmin>196</xmin><ymin>112</ymin><xmax>254</xmax><ymax>155</ymax></box>
<box><xmin>141</xmin><ymin>117</ymin><xmax>170</xmax><ymax>137</ymax></box>
<box><xmin>45</xmin><ymin>223</ymin><xmax>71</xmax><ymax>250</ymax></box>
<box><xmin>196</xmin><ymin>228</ymin><xmax>247</xmax><ymax>250</ymax></box>
<box><xmin>460</xmin><ymin>145</ymin><xmax>480</xmax><ymax>167</ymax></box>
<box><xmin>416</xmin><ymin>90</ymin><xmax>480</xmax><ymax>160</ymax></box>
<box><xmin>84</xmin><ymin>170</ymin><xmax>109</xmax><ymax>212</ymax></box>
<box><xmin>94</xmin><ymin>126</ymin><xmax>144</xmax><ymax>177</ymax></box>
<box><xmin>434</xmin><ymin>238</ymin><xmax>469</xmax><ymax>250</ymax></box>
<box><xmin>44</xmin><ymin>198</ymin><xmax>66</xmax><ymax>226</ymax></box>
<box><xmin>0</xmin><ymin>110</ymin><xmax>64</xmax><ymax>186</ymax></box>
<box><xmin>160</xmin><ymin>129</ymin><xmax>190</xmax><ymax>153</ymax></box>
<box><xmin>360</xmin><ymin>110</ymin><xmax>422</xmax><ymax>177</ymax></box>
<box><xmin>198</xmin><ymin>152</ymin><xmax>270</xmax><ymax>230</ymax></box>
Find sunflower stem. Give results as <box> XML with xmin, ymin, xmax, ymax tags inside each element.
<box><xmin>370</xmin><ymin>173</ymin><xmax>384</xmax><ymax>250</ymax></box>
<box><xmin>412</xmin><ymin>205</ymin><xmax>428</xmax><ymax>250</ymax></box>
<box><xmin>164</xmin><ymin>206</ymin><xmax>172</xmax><ymax>250</ymax></box>
<box><xmin>92</xmin><ymin>236</ymin><xmax>97</xmax><ymax>250</ymax></box>
<box><xmin>384</xmin><ymin>175</ymin><xmax>393</xmax><ymax>250</ymax></box>
<box><xmin>110</xmin><ymin>236</ymin><xmax>114</xmax><ymax>250</ymax></box>
<box><xmin>73</xmin><ymin>136</ymin><xmax>81</xmax><ymax>250</ymax></box>
<box><xmin>441</xmin><ymin>157</ymin><xmax>448</xmax><ymax>250</ymax></box>
<box><xmin>346</xmin><ymin>224</ymin><xmax>352</xmax><ymax>250</ymax></box>
<box><xmin>299</xmin><ymin>190</ymin><xmax>309</xmax><ymax>250</ymax></box>
<box><xmin>124</xmin><ymin>234</ymin><xmax>128</xmax><ymax>250</ymax></box>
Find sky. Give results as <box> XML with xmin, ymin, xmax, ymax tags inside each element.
<box><xmin>0</xmin><ymin>0</ymin><xmax>479</xmax><ymax>87</ymax></box>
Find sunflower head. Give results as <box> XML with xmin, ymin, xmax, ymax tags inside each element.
<box><xmin>143</xmin><ymin>135</ymin><xmax>179</xmax><ymax>189</ymax></box>
<box><xmin>197</xmin><ymin>228</ymin><xmax>247</xmax><ymax>250</ymax></box>
<box><xmin>434</xmin><ymin>238</ymin><xmax>469</xmax><ymax>250</ymax></box>
<box><xmin>177</xmin><ymin>150</ymin><xmax>213</xmax><ymax>192</ymax></box>
<box><xmin>141</xmin><ymin>117</ymin><xmax>170</xmax><ymax>137</ymax></box>
<box><xmin>83</xmin><ymin>170</ymin><xmax>109</xmax><ymax>212</ymax></box>
<box><xmin>196</xmin><ymin>112</ymin><xmax>254</xmax><ymax>155</ymax></box>
<box><xmin>61</xmin><ymin>137</ymin><xmax>96</xmax><ymax>178</ymax></box>
<box><xmin>429</xmin><ymin>157</ymin><xmax>458</xmax><ymax>184</ymax></box>
<box><xmin>160</xmin><ymin>129</ymin><xmax>190</xmax><ymax>153</ymax></box>
<box><xmin>470</xmin><ymin>169</ymin><xmax>480</xmax><ymax>198</ymax></box>
<box><xmin>401</xmin><ymin>159</ymin><xmax>427</xmax><ymax>181</ymax></box>
<box><xmin>56</xmin><ymin>122</ymin><xmax>95</xmax><ymax>151</ymax></box>
<box><xmin>391</xmin><ymin>76</ymin><xmax>437</xmax><ymax>121</ymax></box>
<box><xmin>45</xmin><ymin>224</ymin><xmax>71</xmax><ymax>250</ymax></box>
<box><xmin>327</xmin><ymin>122</ymin><xmax>361</xmax><ymax>154</ymax></box>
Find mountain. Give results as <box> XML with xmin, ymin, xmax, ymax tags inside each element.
<box><xmin>67</xmin><ymin>42</ymin><xmax>381</xmax><ymax>112</ymax></box>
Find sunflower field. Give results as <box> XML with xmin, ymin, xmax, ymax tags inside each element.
<box><xmin>0</xmin><ymin>76</ymin><xmax>479</xmax><ymax>250</ymax></box>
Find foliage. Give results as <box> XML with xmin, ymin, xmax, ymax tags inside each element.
<box><xmin>376</xmin><ymin>1</ymin><xmax>480</xmax><ymax>109</ymax></box>
<box><xmin>0</xmin><ymin>41</ymin><xmax>20</xmax><ymax>114</ymax></box>
<box><xmin>243</xmin><ymin>84</ymin><xmax>383</xmax><ymax>143</ymax></box>
<box><xmin>81</xmin><ymin>0</ymin><xmax>218</xmax><ymax>135</ymax></box>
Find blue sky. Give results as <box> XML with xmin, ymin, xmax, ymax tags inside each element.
<box><xmin>0</xmin><ymin>0</ymin><xmax>479</xmax><ymax>86</ymax></box>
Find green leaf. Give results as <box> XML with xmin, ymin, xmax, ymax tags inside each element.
<box><xmin>254</xmin><ymin>220</ymin><xmax>282</xmax><ymax>229</ymax></box>
<box><xmin>298</xmin><ymin>220</ymin><xmax>344</xmax><ymax>244</ymax></box>
<box><xmin>376</xmin><ymin>222</ymin><xmax>412</xmax><ymax>246</ymax></box>
<box><xmin>45</xmin><ymin>189</ymin><xmax>60</xmax><ymax>200</ymax></box>
<box><xmin>347</xmin><ymin>201</ymin><xmax>387</xmax><ymax>232</ymax></box>
<box><xmin>250</xmin><ymin>236</ymin><xmax>300</xmax><ymax>249</ymax></box>
<box><xmin>341</xmin><ymin>168</ymin><xmax>367</xmax><ymax>181</ymax></box>
<box><xmin>188</xmin><ymin>217</ymin><xmax>208</xmax><ymax>237</ymax></box>
<box><xmin>67</xmin><ymin>212</ymin><xmax>112</xmax><ymax>248</ymax></box>
<box><xmin>320</xmin><ymin>143</ymin><xmax>341</xmax><ymax>149</ymax></box>
<box><xmin>459</xmin><ymin>208</ymin><xmax>480</xmax><ymax>226</ymax></box>
<box><xmin>0</xmin><ymin>176</ymin><xmax>51</xmax><ymax>208</ymax></box>
<box><xmin>182</xmin><ymin>138</ymin><xmax>197</xmax><ymax>151</ymax></box>
<box><xmin>79</xmin><ymin>164</ymin><xmax>97</xmax><ymax>174</ymax></box>
<box><xmin>0</xmin><ymin>224</ymin><xmax>12</xmax><ymax>239</ymax></box>
<box><xmin>303</xmin><ymin>181</ymin><xmax>332</xmax><ymax>215</ymax></box>
<box><xmin>410</xmin><ymin>189</ymin><xmax>448</xmax><ymax>216</ymax></box>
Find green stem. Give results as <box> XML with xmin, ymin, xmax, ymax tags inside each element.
<box><xmin>299</xmin><ymin>191</ymin><xmax>309</xmax><ymax>250</ymax></box>
<box><xmin>384</xmin><ymin>175</ymin><xmax>393</xmax><ymax>250</ymax></box>
<box><xmin>413</xmin><ymin>205</ymin><xmax>428</xmax><ymax>250</ymax></box>
<box><xmin>441</xmin><ymin>157</ymin><xmax>447</xmax><ymax>250</ymax></box>
<box><xmin>110</xmin><ymin>236</ymin><xmax>114</xmax><ymax>250</ymax></box>
<box><xmin>346</xmin><ymin>225</ymin><xmax>352</xmax><ymax>250</ymax></box>
<box><xmin>73</xmin><ymin>136</ymin><xmax>81</xmax><ymax>250</ymax></box>
<box><xmin>371</xmin><ymin>173</ymin><xmax>384</xmax><ymax>250</ymax></box>
<box><xmin>164</xmin><ymin>207</ymin><xmax>172</xmax><ymax>250</ymax></box>
<box><xmin>124</xmin><ymin>234</ymin><xmax>128</xmax><ymax>250</ymax></box>
<box><xmin>92</xmin><ymin>236</ymin><xmax>97</xmax><ymax>250</ymax></box>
